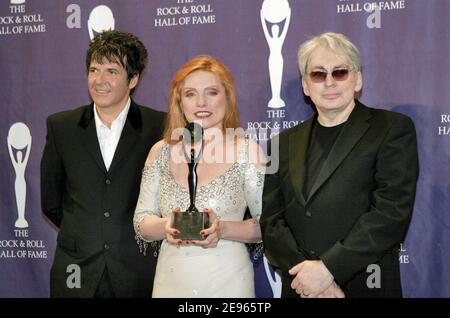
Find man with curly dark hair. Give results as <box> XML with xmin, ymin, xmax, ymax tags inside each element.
<box><xmin>41</xmin><ymin>31</ymin><xmax>165</xmax><ymax>297</ymax></box>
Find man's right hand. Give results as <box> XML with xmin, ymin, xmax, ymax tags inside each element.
<box><xmin>316</xmin><ymin>281</ymin><xmax>345</xmax><ymax>298</ymax></box>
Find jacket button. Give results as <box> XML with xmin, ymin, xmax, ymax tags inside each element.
<box><xmin>105</xmin><ymin>179</ymin><xmax>111</xmax><ymax>185</ymax></box>
<box><xmin>104</xmin><ymin>244</ymin><xmax>110</xmax><ymax>250</ymax></box>
<box><xmin>104</xmin><ymin>212</ymin><xmax>110</xmax><ymax>218</ymax></box>
<box><xmin>305</xmin><ymin>210</ymin><xmax>312</xmax><ymax>217</ymax></box>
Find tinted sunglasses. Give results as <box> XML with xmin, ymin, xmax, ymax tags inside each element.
<box><xmin>308</xmin><ymin>68</ymin><xmax>350</xmax><ymax>83</ymax></box>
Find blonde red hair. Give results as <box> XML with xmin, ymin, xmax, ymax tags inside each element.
<box><xmin>163</xmin><ymin>55</ymin><xmax>240</xmax><ymax>143</ymax></box>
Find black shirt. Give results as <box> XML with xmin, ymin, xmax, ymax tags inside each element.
<box><xmin>303</xmin><ymin>119</ymin><xmax>346</xmax><ymax>199</ymax></box>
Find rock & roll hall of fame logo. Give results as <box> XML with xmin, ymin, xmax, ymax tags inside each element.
<box><xmin>260</xmin><ymin>0</ymin><xmax>291</xmax><ymax>109</ymax></box>
<box><xmin>88</xmin><ymin>5</ymin><xmax>115</xmax><ymax>41</ymax></box>
<box><xmin>7</xmin><ymin>122</ymin><xmax>32</xmax><ymax>228</ymax></box>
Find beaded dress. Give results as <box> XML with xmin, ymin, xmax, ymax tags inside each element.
<box><xmin>134</xmin><ymin>142</ymin><xmax>264</xmax><ymax>298</ymax></box>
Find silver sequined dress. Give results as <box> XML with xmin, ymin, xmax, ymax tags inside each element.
<box><xmin>133</xmin><ymin>142</ymin><xmax>264</xmax><ymax>298</ymax></box>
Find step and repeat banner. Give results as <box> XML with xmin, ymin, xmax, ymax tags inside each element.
<box><xmin>1</xmin><ymin>0</ymin><xmax>449</xmax><ymax>297</ymax></box>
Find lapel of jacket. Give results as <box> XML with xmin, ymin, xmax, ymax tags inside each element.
<box><xmin>78</xmin><ymin>104</ymin><xmax>107</xmax><ymax>173</ymax></box>
<box><xmin>306</xmin><ymin>101</ymin><xmax>372</xmax><ymax>202</ymax></box>
<box><xmin>108</xmin><ymin>100</ymin><xmax>142</xmax><ymax>172</ymax></box>
<box><xmin>289</xmin><ymin>117</ymin><xmax>314</xmax><ymax>206</ymax></box>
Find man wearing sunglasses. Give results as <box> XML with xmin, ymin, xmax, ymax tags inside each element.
<box><xmin>261</xmin><ymin>32</ymin><xmax>419</xmax><ymax>298</ymax></box>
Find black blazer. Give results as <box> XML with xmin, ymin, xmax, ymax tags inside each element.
<box><xmin>41</xmin><ymin>100</ymin><xmax>165</xmax><ymax>297</ymax></box>
<box><xmin>261</xmin><ymin>101</ymin><xmax>419</xmax><ymax>298</ymax></box>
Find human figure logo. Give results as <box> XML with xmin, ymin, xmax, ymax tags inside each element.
<box><xmin>260</xmin><ymin>0</ymin><xmax>291</xmax><ymax>108</ymax></box>
<box><xmin>263</xmin><ymin>255</ymin><xmax>282</xmax><ymax>298</ymax></box>
<box><xmin>87</xmin><ymin>5</ymin><xmax>115</xmax><ymax>41</ymax></box>
<box><xmin>7</xmin><ymin>122</ymin><xmax>31</xmax><ymax>228</ymax></box>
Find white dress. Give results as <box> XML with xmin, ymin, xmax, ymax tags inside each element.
<box><xmin>133</xmin><ymin>142</ymin><xmax>264</xmax><ymax>298</ymax></box>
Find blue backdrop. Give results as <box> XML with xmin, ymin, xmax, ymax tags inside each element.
<box><xmin>1</xmin><ymin>0</ymin><xmax>449</xmax><ymax>297</ymax></box>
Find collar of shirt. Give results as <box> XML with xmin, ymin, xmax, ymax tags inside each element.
<box><xmin>93</xmin><ymin>98</ymin><xmax>131</xmax><ymax>170</ymax></box>
<box><xmin>93</xmin><ymin>98</ymin><xmax>131</xmax><ymax>134</ymax></box>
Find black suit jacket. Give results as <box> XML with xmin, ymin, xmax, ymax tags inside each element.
<box><xmin>261</xmin><ymin>101</ymin><xmax>419</xmax><ymax>298</ymax></box>
<box><xmin>40</xmin><ymin>100</ymin><xmax>165</xmax><ymax>297</ymax></box>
